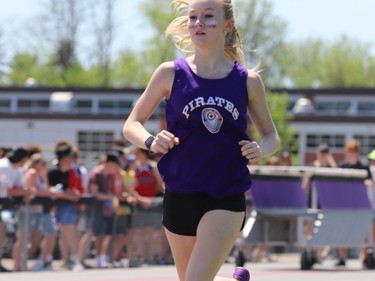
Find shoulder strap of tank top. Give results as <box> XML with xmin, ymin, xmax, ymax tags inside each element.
<box><xmin>233</xmin><ymin>61</ymin><xmax>249</xmax><ymax>79</ymax></box>
<box><xmin>174</xmin><ymin>57</ymin><xmax>189</xmax><ymax>73</ymax></box>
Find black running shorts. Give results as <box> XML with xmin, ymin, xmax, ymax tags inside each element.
<box><xmin>162</xmin><ymin>191</ymin><xmax>246</xmax><ymax>236</ymax></box>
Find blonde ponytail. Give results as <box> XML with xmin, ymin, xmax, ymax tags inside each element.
<box><xmin>224</xmin><ymin>25</ymin><xmax>245</xmax><ymax>65</ymax></box>
<box><xmin>165</xmin><ymin>0</ymin><xmax>194</xmax><ymax>54</ymax></box>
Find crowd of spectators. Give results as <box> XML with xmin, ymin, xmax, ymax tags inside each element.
<box><xmin>0</xmin><ymin>140</ymin><xmax>170</xmax><ymax>272</ymax></box>
<box><xmin>0</xmin><ymin>139</ymin><xmax>374</xmax><ymax>272</ymax></box>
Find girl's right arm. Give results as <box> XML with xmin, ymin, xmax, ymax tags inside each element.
<box><xmin>123</xmin><ymin>62</ymin><xmax>179</xmax><ymax>154</ymax></box>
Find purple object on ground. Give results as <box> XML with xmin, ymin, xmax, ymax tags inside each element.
<box><xmin>314</xmin><ymin>179</ymin><xmax>372</xmax><ymax>209</ymax></box>
<box><xmin>251</xmin><ymin>178</ymin><xmax>307</xmax><ymax>209</ymax></box>
<box><xmin>232</xmin><ymin>267</ymin><xmax>250</xmax><ymax>281</ymax></box>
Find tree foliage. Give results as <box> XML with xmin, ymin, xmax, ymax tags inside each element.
<box><xmin>250</xmin><ymin>91</ymin><xmax>297</xmax><ymax>162</ymax></box>
<box><xmin>37</xmin><ymin>0</ymin><xmax>85</xmax><ymax>68</ymax></box>
<box><xmin>7</xmin><ymin>51</ymin><xmax>108</xmax><ymax>87</ymax></box>
<box><xmin>0</xmin><ymin>0</ymin><xmax>374</xmax><ymax>90</ymax></box>
<box><xmin>139</xmin><ymin>1</ymin><xmax>176</xmax><ymax>75</ymax></box>
<box><xmin>6</xmin><ymin>0</ymin><xmax>370</xmax><ymax>164</ymax></box>
<box><xmin>88</xmin><ymin>0</ymin><xmax>117</xmax><ymax>86</ymax></box>
<box><xmin>234</xmin><ymin>0</ymin><xmax>288</xmax><ymax>87</ymax></box>
<box><xmin>284</xmin><ymin>36</ymin><xmax>375</xmax><ymax>88</ymax></box>
<box><xmin>111</xmin><ymin>1</ymin><xmax>175</xmax><ymax>87</ymax></box>
<box><xmin>112</xmin><ymin>51</ymin><xmax>149</xmax><ymax>88</ymax></box>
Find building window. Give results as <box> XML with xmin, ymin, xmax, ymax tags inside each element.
<box><xmin>306</xmin><ymin>134</ymin><xmax>345</xmax><ymax>150</ymax></box>
<box><xmin>98</xmin><ymin>100</ymin><xmax>114</xmax><ymax>110</ymax></box>
<box><xmin>98</xmin><ymin>99</ymin><xmax>133</xmax><ymax>114</ymax></box>
<box><xmin>286</xmin><ymin>100</ymin><xmax>295</xmax><ymax>113</ymax></box>
<box><xmin>336</xmin><ymin>102</ymin><xmax>351</xmax><ymax>114</ymax></box>
<box><xmin>75</xmin><ymin>100</ymin><xmax>92</xmax><ymax>113</ymax></box>
<box><xmin>316</xmin><ymin>101</ymin><xmax>351</xmax><ymax>115</ymax></box>
<box><xmin>358</xmin><ymin>102</ymin><xmax>375</xmax><ymax>116</ymax></box>
<box><xmin>353</xmin><ymin>135</ymin><xmax>375</xmax><ymax>157</ymax></box>
<box><xmin>18</xmin><ymin>99</ymin><xmax>49</xmax><ymax>113</ymax></box>
<box><xmin>118</xmin><ymin>100</ymin><xmax>133</xmax><ymax>114</ymax></box>
<box><xmin>77</xmin><ymin>131</ymin><xmax>114</xmax><ymax>167</ymax></box>
<box><xmin>0</xmin><ymin>99</ymin><xmax>11</xmax><ymax>112</ymax></box>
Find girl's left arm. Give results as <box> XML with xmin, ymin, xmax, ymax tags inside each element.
<box><xmin>123</xmin><ymin>62</ymin><xmax>178</xmax><ymax>153</ymax></box>
<box><xmin>239</xmin><ymin>70</ymin><xmax>280</xmax><ymax>164</ymax></box>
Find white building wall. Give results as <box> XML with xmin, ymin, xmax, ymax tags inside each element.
<box><xmin>293</xmin><ymin>122</ymin><xmax>375</xmax><ymax>136</ymax></box>
<box><xmin>291</xmin><ymin>121</ymin><xmax>375</xmax><ymax>164</ymax></box>
<box><xmin>0</xmin><ymin>118</ymin><xmax>160</xmax><ymax>162</ymax></box>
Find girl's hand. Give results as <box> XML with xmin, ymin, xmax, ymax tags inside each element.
<box><xmin>151</xmin><ymin>130</ymin><xmax>180</xmax><ymax>154</ymax></box>
<box><xmin>239</xmin><ymin>140</ymin><xmax>263</xmax><ymax>164</ymax></box>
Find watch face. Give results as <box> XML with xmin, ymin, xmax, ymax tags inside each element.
<box><xmin>145</xmin><ymin>136</ymin><xmax>155</xmax><ymax>150</ymax></box>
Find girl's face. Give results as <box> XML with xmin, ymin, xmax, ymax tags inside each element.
<box><xmin>35</xmin><ymin>159</ymin><xmax>47</xmax><ymax>174</ymax></box>
<box><xmin>345</xmin><ymin>150</ymin><xmax>359</xmax><ymax>164</ymax></box>
<box><xmin>188</xmin><ymin>0</ymin><xmax>230</xmax><ymax>46</ymax></box>
<box><xmin>107</xmin><ymin>162</ymin><xmax>120</xmax><ymax>174</ymax></box>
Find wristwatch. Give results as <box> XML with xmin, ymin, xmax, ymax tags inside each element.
<box><xmin>144</xmin><ymin>135</ymin><xmax>156</xmax><ymax>151</ymax></box>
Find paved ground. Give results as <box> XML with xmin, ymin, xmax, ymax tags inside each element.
<box><xmin>1</xmin><ymin>254</ymin><xmax>374</xmax><ymax>281</ymax></box>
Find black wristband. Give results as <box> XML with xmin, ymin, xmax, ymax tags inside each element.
<box><xmin>144</xmin><ymin>135</ymin><xmax>156</xmax><ymax>151</ymax></box>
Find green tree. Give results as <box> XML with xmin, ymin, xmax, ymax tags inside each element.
<box><xmin>88</xmin><ymin>0</ymin><xmax>117</xmax><ymax>86</ymax></box>
<box><xmin>116</xmin><ymin>0</ymin><xmax>289</xmax><ymax>88</ymax></box>
<box><xmin>112</xmin><ymin>50</ymin><xmax>149</xmax><ymax>88</ymax></box>
<box><xmin>234</xmin><ymin>0</ymin><xmax>289</xmax><ymax>87</ymax></box>
<box><xmin>13</xmin><ymin>0</ymin><xmax>119</xmax><ymax>87</ymax></box>
<box><xmin>8</xmin><ymin>51</ymin><xmax>104</xmax><ymax>87</ymax></box>
<box><xmin>36</xmin><ymin>0</ymin><xmax>84</xmax><ymax>68</ymax></box>
<box><xmin>139</xmin><ymin>1</ymin><xmax>176</xmax><ymax>77</ymax></box>
<box><xmin>112</xmin><ymin>0</ymin><xmax>175</xmax><ymax>87</ymax></box>
<box><xmin>250</xmin><ymin>91</ymin><xmax>297</xmax><ymax>163</ymax></box>
<box><xmin>285</xmin><ymin>36</ymin><xmax>375</xmax><ymax>88</ymax></box>
<box><xmin>8</xmin><ymin>53</ymin><xmax>43</xmax><ymax>86</ymax></box>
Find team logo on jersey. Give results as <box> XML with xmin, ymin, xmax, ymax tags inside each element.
<box><xmin>201</xmin><ymin>108</ymin><xmax>223</xmax><ymax>134</ymax></box>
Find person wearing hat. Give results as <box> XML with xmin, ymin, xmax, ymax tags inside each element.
<box><xmin>312</xmin><ymin>143</ymin><xmax>337</xmax><ymax>168</ymax></box>
<box><xmin>87</xmin><ymin>151</ymin><xmax>122</xmax><ymax>269</ymax></box>
<box><xmin>301</xmin><ymin>143</ymin><xmax>337</xmax><ymax>266</ymax></box>
<box><xmin>304</xmin><ymin>143</ymin><xmax>337</xmax><ymax>202</ymax></box>
<box><xmin>47</xmin><ymin>142</ymin><xmax>83</xmax><ymax>271</ymax></box>
<box><xmin>14</xmin><ymin>153</ymin><xmax>57</xmax><ymax>272</ymax></box>
<box><xmin>109</xmin><ymin>149</ymin><xmax>138</xmax><ymax>268</ymax></box>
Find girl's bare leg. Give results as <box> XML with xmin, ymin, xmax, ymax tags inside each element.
<box><xmin>12</xmin><ymin>231</ymin><xmax>24</xmax><ymax>271</ymax></box>
<box><xmin>166</xmin><ymin>210</ymin><xmax>246</xmax><ymax>281</ymax></box>
<box><xmin>65</xmin><ymin>224</ymin><xmax>79</xmax><ymax>262</ymax></box>
<box><xmin>40</xmin><ymin>233</ymin><xmax>56</xmax><ymax>263</ymax></box>
<box><xmin>165</xmin><ymin>228</ymin><xmax>196</xmax><ymax>281</ymax></box>
<box><xmin>59</xmin><ymin>226</ymin><xmax>69</xmax><ymax>262</ymax></box>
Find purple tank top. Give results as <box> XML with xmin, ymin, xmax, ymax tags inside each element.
<box><xmin>157</xmin><ymin>58</ymin><xmax>252</xmax><ymax>199</ymax></box>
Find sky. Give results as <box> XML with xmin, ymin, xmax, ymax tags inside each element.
<box><xmin>0</xmin><ymin>0</ymin><xmax>374</xmax><ymax>60</ymax></box>
<box><xmin>271</xmin><ymin>0</ymin><xmax>375</xmax><ymax>47</ymax></box>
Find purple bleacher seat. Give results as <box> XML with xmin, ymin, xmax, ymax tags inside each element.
<box><xmin>314</xmin><ymin>178</ymin><xmax>371</xmax><ymax>209</ymax></box>
<box><xmin>251</xmin><ymin>177</ymin><xmax>308</xmax><ymax>209</ymax></box>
